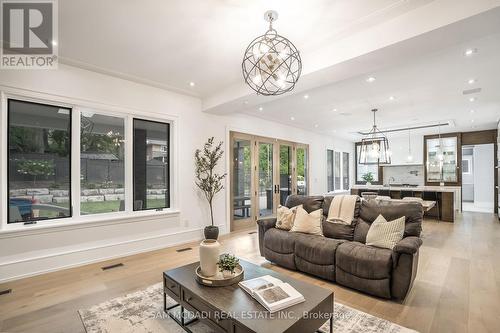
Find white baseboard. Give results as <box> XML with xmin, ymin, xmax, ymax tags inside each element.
<box><xmin>0</xmin><ymin>227</ymin><xmax>207</xmax><ymax>283</ymax></box>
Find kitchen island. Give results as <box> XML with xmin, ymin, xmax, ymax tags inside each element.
<box><xmin>351</xmin><ymin>185</ymin><xmax>461</xmax><ymax>222</ymax></box>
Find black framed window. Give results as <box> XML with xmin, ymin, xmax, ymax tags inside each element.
<box><xmin>8</xmin><ymin>99</ymin><xmax>72</xmax><ymax>223</ymax></box>
<box><xmin>334</xmin><ymin>151</ymin><xmax>341</xmax><ymax>190</ymax></box>
<box><xmin>133</xmin><ymin>119</ymin><xmax>170</xmax><ymax>211</ymax></box>
<box><xmin>343</xmin><ymin>152</ymin><xmax>350</xmax><ymax>190</ymax></box>
<box><xmin>80</xmin><ymin>113</ymin><xmax>125</xmax><ymax>215</ymax></box>
<box><xmin>327</xmin><ymin>149</ymin><xmax>334</xmax><ymax>192</ymax></box>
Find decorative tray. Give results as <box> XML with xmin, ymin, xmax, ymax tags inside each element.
<box><xmin>195</xmin><ymin>264</ymin><xmax>244</xmax><ymax>287</ymax></box>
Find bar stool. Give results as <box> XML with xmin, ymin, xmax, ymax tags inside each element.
<box><xmin>378</xmin><ymin>189</ymin><xmax>391</xmax><ymax>198</ymax></box>
<box><xmin>361</xmin><ymin>192</ymin><xmax>378</xmax><ymax>200</ymax></box>
<box><xmin>422</xmin><ymin>191</ymin><xmax>440</xmax><ymax>221</ymax></box>
<box><xmin>400</xmin><ymin>190</ymin><xmax>415</xmax><ymax>199</ymax></box>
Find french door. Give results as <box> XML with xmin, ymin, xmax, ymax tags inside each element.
<box><xmin>230</xmin><ymin>132</ymin><xmax>309</xmax><ymax>231</ymax></box>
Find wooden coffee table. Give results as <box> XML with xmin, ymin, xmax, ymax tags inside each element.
<box><xmin>163</xmin><ymin>259</ymin><xmax>333</xmax><ymax>333</ymax></box>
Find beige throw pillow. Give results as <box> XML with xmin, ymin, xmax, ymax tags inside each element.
<box><xmin>276</xmin><ymin>205</ymin><xmax>301</xmax><ymax>231</ymax></box>
<box><xmin>366</xmin><ymin>214</ymin><xmax>405</xmax><ymax>250</ymax></box>
<box><xmin>290</xmin><ymin>206</ymin><xmax>323</xmax><ymax>236</ymax></box>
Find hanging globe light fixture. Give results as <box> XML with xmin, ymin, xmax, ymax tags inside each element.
<box><xmin>242</xmin><ymin>10</ymin><xmax>302</xmax><ymax>96</ymax></box>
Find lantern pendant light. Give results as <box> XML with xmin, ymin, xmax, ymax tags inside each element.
<box><xmin>358</xmin><ymin>109</ymin><xmax>391</xmax><ymax>165</ymax></box>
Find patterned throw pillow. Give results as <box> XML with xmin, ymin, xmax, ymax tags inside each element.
<box><xmin>290</xmin><ymin>205</ymin><xmax>323</xmax><ymax>236</ymax></box>
<box><xmin>276</xmin><ymin>205</ymin><xmax>301</xmax><ymax>231</ymax></box>
<box><xmin>366</xmin><ymin>214</ymin><xmax>405</xmax><ymax>250</ymax></box>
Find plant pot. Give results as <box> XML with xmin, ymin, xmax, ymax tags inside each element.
<box><xmin>199</xmin><ymin>239</ymin><xmax>220</xmax><ymax>277</ymax></box>
<box><xmin>366</xmin><ymin>182</ymin><xmax>372</xmax><ymax>186</ymax></box>
<box><xmin>204</xmin><ymin>225</ymin><xmax>219</xmax><ymax>240</ymax></box>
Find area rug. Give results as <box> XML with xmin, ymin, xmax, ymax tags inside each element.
<box><xmin>78</xmin><ymin>283</ymin><xmax>417</xmax><ymax>333</ymax></box>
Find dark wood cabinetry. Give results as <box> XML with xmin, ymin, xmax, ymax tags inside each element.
<box><xmin>350</xmin><ymin>188</ymin><xmax>454</xmax><ymax>222</ymax></box>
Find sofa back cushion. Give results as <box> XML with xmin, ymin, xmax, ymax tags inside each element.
<box><xmin>322</xmin><ymin>195</ymin><xmax>361</xmax><ymax>241</ymax></box>
<box><xmin>285</xmin><ymin>195</ymin><xmax>324</xmax><ymax>213</ymax></box>
<box><xmin>354</xmin><ymin>199</ymin><xmax>423</xmax><ymax>243</ymax></box>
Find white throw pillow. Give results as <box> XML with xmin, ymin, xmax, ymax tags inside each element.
<box><xmin>366</xmin><ymin>214</ymin><xmax>405</xmax><ymax>250</ymax></box>
<box><xmin>290</xmin><ymin>206</ymin><xmax>323</xmax><ymax>236</ymax></box>
<box><xmin>276</xmin><ymin>205</ymin><xmax>301</xmax><ymax>231</ymax></box>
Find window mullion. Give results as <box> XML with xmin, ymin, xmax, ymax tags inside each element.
<box><xmin>72</xmin><ymin>107</ymin><xmax>81</xmax><ymax>218</ymax></box>
<box><xmin>124</xmin><ymin>115</ymin><xmax>133</xmax><ymax>213</ymax></box>
<box><xmin>1</xmin><ymin>92</ymin><xmax>7</xmax><ymax>229</ymax></box>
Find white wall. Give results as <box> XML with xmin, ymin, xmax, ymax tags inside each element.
<box><xmin>0</xmin><ymin>65</ymin><xmax>353</xmax><ymax>282</ymax></box>
<box><xmin>473</xmin><ymin>144</ymin><xmax>494</xmax><ymax>209</ymax></box>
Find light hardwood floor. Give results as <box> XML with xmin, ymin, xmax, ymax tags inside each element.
<box><xmin>1</xmin><ymin>212</ymin><xmax>499</xmax><ymax>333</ymax></box>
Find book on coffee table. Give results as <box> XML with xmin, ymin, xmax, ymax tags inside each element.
<box><xmin>239</xmin><ymin>275</ymin><xmax>305</xmax><ymax>313</ymax></box>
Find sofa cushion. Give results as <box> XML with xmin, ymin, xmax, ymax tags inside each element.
<box><xmin>322</xmin><ymin>195</ymin><xmax>361</xmax><ymax>219</ymax></box>
<box><xmin>322</xmin><ymin>195</ymin><xmax>360</xmax><ymax>241</ymax></box>
<box><xmin>290</xmin><ymin>206</ymin><xmax>323</xmax><ymax>236</ymax></box>
<box><xmin>263</xmin><ymin>228</ymin><xmax>299</xmax><ymax>254</ymax></box>
<box><xmin>285</xmin><ymin>195</ymin><xmax>324</xmax><ymax>213</ymax></box>
<box><xmin>366</xmin><ymin>215</ymin><xmax>405</xmax><ymax>250</ymax></box>
<box><xmin>354</xmin><ymin>199</ymin><xmax>423</xmax><ymax>242</ymax></box>
<box><xmin>276</xmin><ymin>205</ymin><xmax>300</xmax><ymax>230</ymax></box>
<box><xmin>336</xmin><ymin>242</ymin><xmax>393</xmax><ymax>280</ymax></box>
<box><xmin>294</xmin><ymin>234</ymin><xmax>344</xmax><ymax>266</ymax></box>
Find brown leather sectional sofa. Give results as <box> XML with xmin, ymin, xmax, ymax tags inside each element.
<box><xmin>257</xmin><ymin>195</ymin><xmax>423</xmax><ymax>300</ymax></box>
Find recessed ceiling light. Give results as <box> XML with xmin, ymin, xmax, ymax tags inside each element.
<box><xmin>366</xmin><ymin>76</ymin><xmax>376</xmax><ymax>83</ymax></box>
<box><xmin>464</xmin><ymin>48</ymin><xmax>477</xmax><ymax>56</ymax></box>
<box><xmin>51</xmin><ymin>40</ymin><xmax>58</xmax><ymax>46</ymax></box>
<box><xmin>332</xmin><ymin>108</ymin><xmax>337</xmax><ymax>112</ymax></box>
<box><xmin>332</xmin><ymin>130</ymin><xmax>337</xmax><ymax>133</ymax></box>
<box><xmin>314</xmin><ymin>124</ymin><xmax>319</xmax><ymax>128</ymax></box>
<box><xmin>469</xmin><ymin>97</ymin><xmax>476</xmax><ymax>102</ymax></box>
<box><xmin>470</xmin><ymin>109</ymin><xmax>475</xmax><ymax>113</ymax></box>
<box><xmin>389</xmin><ymin>96</ymin><xmax>395</xmax><ymax>101</ymax></box>
<box><xmin>467</xmin><ymin>78</ymin><xmax>476</xmax><ymax>84</ymax></box>
<box><xmin>303</xmin><ymin>94</ymin><xmax>309</xmax><ymax>99</ymax></box>
<box><xmin>258</xmin><ymin>106</ymin><xmax>263</xmax><ymax>111</ymax></box>
<box><xmin>290</xmin><ymin>116</ymin><xmax>295</xmax><ymax>121</ymax></box>
<box><xmin>243</xmin><ymin>100</ymin><xmax>249</xmax><ymax>105</ymax></box>
<box><xmin>471</xmin><ymin>119</ymin><xmax>475</xmax><ymax>123</ymax></box>
<box><xmin>189</xmin><ymin>81</ymin><xmax>195</xmax><ymax>87</ymax></box>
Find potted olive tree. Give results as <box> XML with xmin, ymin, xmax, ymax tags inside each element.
<box><xmin>195</xmin><ymin>137</ymin><xmax>226</xmax><ymax>240</ymax></box>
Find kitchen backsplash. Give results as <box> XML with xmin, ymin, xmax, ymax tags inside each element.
<box><xmin>383</xmin><ymin>165</ymin><xmax>425</xmax><ymax>186</ymax></box>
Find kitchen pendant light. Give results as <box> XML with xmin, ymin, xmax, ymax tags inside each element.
<box><xmin>407</xmin><ymin>128</ymin><xmax>413</xmax><ymax>162</ymax></box>
<box><xmin>359</xmin><ymin>109</ymin><xmax>391</xmax><ymax>165</ymax></box>
<box><xmin>242</xmin><ymin>10</ymin><xmax>302</xmax><ymax>96</ymax></box>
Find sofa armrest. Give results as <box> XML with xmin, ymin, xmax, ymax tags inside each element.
<box><xmin>257</xmin><ymin>217</ymin><xmax>277</xmax><ymax>230</ymax></box>
<box><xmin>257</xmin><ymin>217</ymin><xmax>277</xmax><ymax>256</ymax></box>
<box><xmin>394</xmin><ymin>236</ymin><xmax>422</xmax><ymax>255</ymax></box>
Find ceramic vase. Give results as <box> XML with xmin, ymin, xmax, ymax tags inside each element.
<box><xmin>199</xmin><ymin>239</ymin><xmax>220</xmax><ymax>277</ymax></box>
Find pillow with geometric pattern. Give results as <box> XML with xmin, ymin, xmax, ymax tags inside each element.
<box><xmin>366</xmin><ymin>214</ymin><xmax>405</xmax><ymax>250</ymax></box>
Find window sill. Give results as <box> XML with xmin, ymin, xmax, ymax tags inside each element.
<box><xmin>0</xmin><ymin>209</ymin><xmax>180</xmax><ymax>238</ymax></box>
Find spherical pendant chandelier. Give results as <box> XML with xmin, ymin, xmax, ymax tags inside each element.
<box><xmin>242</xmin><ymin>10</ymin><xmax>302</xmax><ymax>96</ymax></box>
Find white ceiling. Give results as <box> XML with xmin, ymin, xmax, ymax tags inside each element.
<box><xmin>243</xmin><ymin>30</ymin><xmax>500</xmax><ymax>140</ymax></box>
<box><xmin>59</xmin><ymin>0</ymin><xmax>433</xmax><ymax>97</ymax></box>
<box><xmin>57</xmin><ymin>0</ymin><xmax>500</xmax><ymax>141</ymax></box>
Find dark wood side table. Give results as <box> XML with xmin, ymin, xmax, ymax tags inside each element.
<box><xmin>163</xmin><ymin>259</ymin><xmax>334</xmax><ymax>333</ymax></box>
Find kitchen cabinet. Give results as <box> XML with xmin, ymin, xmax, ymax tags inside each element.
<box><xmin>424</xmin><ymin>133</ymin><xmax>461</xmax><ymax>186</ymax></box>
<box><xmin>388</xmin><ymin>133</ymin><xmax>423</xmax><ymax>165</ymax></box>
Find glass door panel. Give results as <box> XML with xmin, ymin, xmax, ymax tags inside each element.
<box><xmin>232</xmin><ymin>138</ymin><xmax>252</xmax><ymax>224</ymax></box>
<box><xmin>296</xmin><ymin>146</ymin><xmax>308</xmax><ymax>195</ymax></box>
<box><xmin>257</xmin><ymin>142</ymin><xmax>275</xmax><ymax>218</ymax></box>
<box><xmin>279</xmin><ymin>145</ymin><xmax>293</xmax><ymax>205</ymax></box>
<box><xmin>426</xmin><ymin>137</ymin><xmax>458</xmax><ymax>183</ymax></box>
